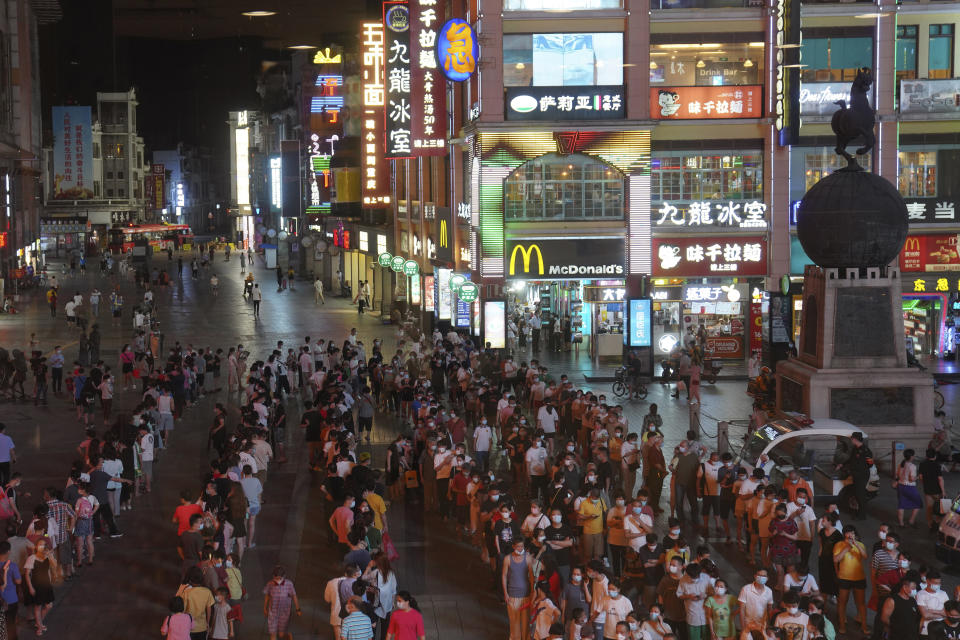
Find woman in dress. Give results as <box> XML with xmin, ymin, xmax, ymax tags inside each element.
<box><xmin>768</xmin><ymin>503</ymin><xmax>800</xmax><ymax>594</ymax></box>
<box><xmin>817</xmin><ymin>512</ymin><xmax>842</xmax><ymax>599</ymax></box>
<box><xmin>263</xmin><ymin>565</ymin><xmax>301</xmax><ymax>640</ymax></box>
<box><xmin>25</xmin><ymin>538</ymin><xmax>58</xmax><ymax>635</ymax></box>
<box><xmin>896</xmin><ymin>448</ymin><xmax>923</xmax><ymax>528</ymax></box>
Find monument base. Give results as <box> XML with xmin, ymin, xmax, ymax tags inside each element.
<box><xmin>776</xmin><ymin>358</ymin><xmax>935</xmax><ymax>450</ymax></box>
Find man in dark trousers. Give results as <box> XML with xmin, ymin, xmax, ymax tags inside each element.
<box><xmin>845</xmin><ymin>432</ymin><xmax>873</xmax><ymax>520</ymax></box>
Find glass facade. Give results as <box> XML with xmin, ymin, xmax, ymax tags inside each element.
<box><xmin>897</xmin><ymin>25</ymin><xmax>918</xmax><ymax>82</ymax></box>
<box><xmin>649</xmin><ymin>42</ymin><xmax>765</xmax><ymax>87</ymax></box>
<box><xmin>801</xmin><ymin>37</ymin><xmax>874</xmax><ymax>82</ymax></box>
<box><xmin>929</xmin><ymin>24</ymin><xmax>955</xmax><ymax>79</ymax></box>
<box><xmin>899</xmin><ymin>151</ymin><xmax>938</xmax><ymax>198</ymax></box>
<box><xmin>803</xmin><ymin>149</ymin><xmax>873</xmax><ymax>191</ymax></box>
<box><xmin>503</xmin><ymin>33</ymin><xmax>623</xmax><ymax>87</ymax></box>
<box><xmin>504</xmin><ymin>0</ymin><xmax>621</xmax><ymax>8</ymax></box>
<box><xmin>651</xmin><ymin>152</ymin><xmax>762</xmax><ymax>201</ymax></box>
<box><xmin>504</xmin><ymin>153</ymin><xmax>625</xmax><ymax>221</ymax></box>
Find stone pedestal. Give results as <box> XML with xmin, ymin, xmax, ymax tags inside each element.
<box><xmin>776</xmin><ymin>264</ymin><xmax>934</xmax><ymax>449</ymax></box>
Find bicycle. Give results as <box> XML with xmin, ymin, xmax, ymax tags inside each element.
<box><xmin>612</xmin><ymin>367</ymin><xmax>648</xmax><ymax>400</ymax></box>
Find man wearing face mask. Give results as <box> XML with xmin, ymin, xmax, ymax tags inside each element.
<box><xmin>526</xmin><ymin>437</ymin><xmax>550</xmax><ymax>501</ymax></box>
<box><xmin>738</xmin><ymin>569</ymin><xmax>774</xmax><ymax>634</ymax></box>
<box><xmin>638</xmin><ymin>533</ymin><xmax>665</xmax><ymax>608</ymax></box>
<box><xmin>473</xmin><ymin>418</ymin><xmax>493</xmax><ymax>473</ymax></box>
<box><xmin>677</xmin><ymin>562</ymin><xmax>711</xmax><ymax>640</ymax></box>
<box><xmin>578</xmin><ymin>489</ymin><xmax>607</xmax><ymax>561</ymax></box>
<box><xmin>672</xmin><ymin>440</ymin><xmax>700</xmax><ymax>526</ymax></box>
<box><xmin>880</xmin><ymin>578</ymin><xmax>920</xmax><ymax>640</ymax></box>
<box><xmin>787</xmin><ymin>488</ymin><xmax>817</xmax><ymax>570</ymax></box>
<box><xmin>545</xmin><ymin>508</ymin><xmax>574</xmax><ymax>583</ymax></box>
<box><xmin>502</xmin><ymin>539</ymin><xmax>534</xmax><ymax>640</ymax></box>
<box><xmin>927</xmin><ymin>600</ymin><xmax>960</xmax><ymax>640</ymax></box>
<box><xmin>657</xmin><ymin>557</ymin><xmax>687</xmax><ymax>639</ymax></box>
<box><xmin>919</xmin><ymin>570</ymin><xmax>950</xmax><ymax>637</ymax></box>
<box><xmin>774</xmin><ymin>591</ymin><xmax>810</xmax><ymax>640</ymax></box>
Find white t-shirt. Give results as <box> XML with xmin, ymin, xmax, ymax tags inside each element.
<box><xmin>603</xmin><ymin>595</ymin><xmax>634</xmax><ymax>638</ymax></box>
<box><xmin>917</xmin><ymin>588</ymin><xmax>949</xmax><ymax>634</ymax></box>
<box><xmin>157</xmin><ymin>395</ymin><xmax>174</xmax><ymax>414</ymax></box>
<box><xmin>537</xmin><ymin>406</ymin><xmax>559</xmax><ymax>434</ymax></box>
<box><xmin>787</xmin><ymin>502</ymin><xmax>817</xmax><ymax>541</ymax></box>
<box><xmin>624</xmin><ymin>513</ymin><xmax>654</xmax><ymax>552</ymax></box>
<box><xmin>738</xmin><ymin>584</ymin><xmax>774</xmax><ymax>628</ymax></box>
<box><xmin>677</xmin><ymin>574</ymin><xmax>711</xmax><ymax>626</ymax></box>
<box><xmin>65</xmin><ymin>301</ymin><xmax>76</xmax><ymax>317</ymax></box>
<box><xmin>783</xmin><ymin>573</ymin><xmax>819</xmax><ymax>595</ymax></box>
<box><xmin>473</xmin><ymin>425</ymin><xmax>492</xmax><ymax>452</ymax></box>
<box><xmin>139</xmin><ymin>433</ymin><xmax>155</xmax><ymax>462</ymax></box>
<box><xmin>525</xmin><ymin>446</ymin><xmax>548</xmax><ymax>476</ymax></box>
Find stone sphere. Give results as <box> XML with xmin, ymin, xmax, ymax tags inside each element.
<box><xmin>797</xmin><ymin>168</ymin><xmax>908</xmax><ymax>269</ymax></box>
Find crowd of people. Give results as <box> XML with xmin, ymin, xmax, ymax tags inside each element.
<box><xmin>6</xmin><ymin>247</ymin><xmax>960</xmax><ymax>640</ymax></box>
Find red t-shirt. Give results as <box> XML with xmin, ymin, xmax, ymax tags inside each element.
<box><xmin>451</xmin><ymin>473</ymin><xmax>470</xmax><ymax>506</ymax></box>
<box><xmin>173</xmin><ymin>503</ymin><xmax>202</xmax><ymax>536</ymax></box>
<box><xmin>387</xmin><ymin>608</ymin><xmax>425</xmax><ymax>640</ymax></box>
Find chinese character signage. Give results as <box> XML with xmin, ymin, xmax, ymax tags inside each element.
<box><xmin>905</xmin><ymin>199</ymin><xmax>957</xmax><ymax>224</ymax></box>
<box><xmin>653</xmin><ymin>237</ymin><xmax>766</xmax><ymax>276</ymax></box>
<box><xmin>361</xmin><ymin>22</ymin><xmax>391</xmax><ymax>207</ymax></box>
<box><xmin>628</xmin><ymin>299</ymin><xmax>652</xmax><ymax>348</ymax></box>
<box><xmin>152</xmin><ymin>164</ymin><xmax>165</xmax><ymax>210</ymax></box>
<box><xmin>52</xmin><ymin>106</ymin><xmax>94</xmax><ymax>200</ymax></box>
<box><xmin>410</xmin><ymin>0</ymin><xmax>448</xmax><ymax>154</ymax></box>
<box><xmin>900</xmin><ymin>235</ymin><xmax>960</xmax><ymax>272</ymax></box>
<box><xmin>905</xmin><ymin>275</ymin><xmax>960</xmax><ymax>293</ymax></box>
<box><xmin>774</xmin><ymin>0</ymin><xmax>800</xmax><ymax>145</ymax></box>
<box><xmin>900</xmin><ymin>79</ymin><xmax>960</xmax><ymax>115</ymax></box>
<box><xmin>653</xmin><ymin>200</ymin><xmax>768</xmax><ymax>229</ymax></box>
<box><xmin>505</xmin><ymin>86</ymin><xmax>624</xmax><ymax>121</ymax></box>
<box><xmin>651</xmin><ymin>86</ymin><xmax>763</xmax><ymax>120</ymax></box>
<box><xmin>384</xmin><ymin>2</ymin><xmax>412</xmax><ymax>159</ymax></box>
<box><xmin>436</xmin><ymin>18</ymin><xmax>478</xmax><ymax>82</ymax></box>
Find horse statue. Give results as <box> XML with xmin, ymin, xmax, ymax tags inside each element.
<box><xmin>831</xmin><ymin>67</ymin><xmax>876</xmax><ymax>168</ymax></box>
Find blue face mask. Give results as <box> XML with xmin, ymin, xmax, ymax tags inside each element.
<box><xmin>756</xmin><ymin>576</ymin><xmax>768</xmax><ymax>585</ymax></box>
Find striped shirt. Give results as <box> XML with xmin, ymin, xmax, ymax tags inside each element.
<box><xmin>341</xmin><ymin>611</ymin><xmax>373</xmax><ymax>640</ymax></box>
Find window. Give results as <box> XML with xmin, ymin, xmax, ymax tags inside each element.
<box><xmin>504</xmin><ymin>153</ymin><xmax>624</xmax><ymax>220</ymax></box>
<box><xmin>118</xmin><ymin>188</ymin><xmax>125</xmax><ymax>198</ymax></box>
<box><xmin>505</xmin><ymin>0</ymin><xmax>620</xmax><ymax>8</ymax></box>
<box><xmin>929</xmin><ymin>25</ymin><xmax>954</xmax><ymax>79</ymax></box>
<box><xmin>107</xmin><ymin>189</ymin><xmax>114</xmax><ymax>198</ymax></box>
<box><xmin>503</xmin><ymin>33</ymin><xmax>623</xmax><ymax>87</ymax></box>
<box><xmin>92</xmin><ymin>143</ymin><xmax>100</xmax><ymax>159</ymax></box>
<box><xmin>801</xmin><ymin>37</ymin><xmax>874</xmax><ymax>82</ymax></box>
<box><xmin>651</xmin><ymin>152</ymin><xmax>762</xmax><ymax>201</ymax></box>
<box><xmin>899</xmin><ymin>151</ymin><xmax>937</xmax><ymax>198</ymax></box>
<box><xmin>804</xmin><ymin>150</ymin><xmax>872</xmax><ymax>191</ymax></box>
<box><xmin>118</xmin><ymin>171</ymin><xmax>124</xmax><ymax>180</ymax></box>
<box><xmin>896</xmin><ymin>25</ymin><xmax>918</xmax><ymax>81</ymax></box>
<box><xmin>106</xmin><ymin>171</ymin><xmax>113</xmax><ymax>179</ymax></box>
<box><xmin>650</xmin><ymin>42</ymin><xmax>765</xmax><ymax>86</ymax></box>
<box><xmin>655</xmin><ymin>0</ymin><xmax>756</xmax><ymax>8</ymax></box>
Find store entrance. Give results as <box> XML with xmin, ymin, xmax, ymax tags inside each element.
<box><xmin>904</xmin><ymin>296</ymin><xmax>945</xmax><ymax>359</ymax></box>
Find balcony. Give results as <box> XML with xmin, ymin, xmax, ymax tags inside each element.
<box><xmin>655</xmin><ymin>0</ymin><xmax>759</xmax><ymax>7</ymax></box>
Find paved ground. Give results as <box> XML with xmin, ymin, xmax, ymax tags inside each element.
<box><xmin>1</xmin><ymin>252</ymin><xmax>959</xmax><ymax>639</ymax></box>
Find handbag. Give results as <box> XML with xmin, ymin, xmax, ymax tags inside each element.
<box><xmin>0</xmin><ymin>494</ymin><xmax>15</xmax><ymax>520</ymax></box>
<box><xmin>383</xmin><ymin>532</ymin><xmax>400</xmax><ymax>562</ymax></box>
<box><xmin>404</xmin><ymin>469</ymin><xmax>419</xmax><ymax>489</ymax></box>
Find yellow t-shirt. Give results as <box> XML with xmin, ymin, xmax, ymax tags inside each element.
<box><xmin>833</xmin><ymin>540</ymin><xmax>867</xmax><ymax>581</ymax></box>
<box><xmin>366</xmin><ymin>492</ymin><xmax>387</xmax><ymax>530</ymax></box>
<box><xmin>579</xmin><ymin>499</ymin><xmax>605</xmax><ymax>535</ymax></box>
<box><xmin>182</xmin><ymin>585</ymin><xmax>215</xmax><ymax>632</ymax></box>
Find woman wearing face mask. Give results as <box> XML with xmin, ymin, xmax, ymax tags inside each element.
<box><xmin>641</xmin><ymin>604</ymin><xmax>673</xmax><ymax>640</ymax></box>
<box><xmin>833</xmin><ymin>525</ymin><xmax>869</xmax><ymax>635</ymax></box>
<box><xmin>560</xmin><ymin>567</ymin><xmax>590</xmax><ymax>623</ymax></box>
<box><xmin>387</xmin><ymin>590</ymin><xmax>425</xmax><ymax>640</ymax></box>
<box><xmin>531</xmin><ymin>581</ymin><xmax>562</xmax><ymax>640</ymax></box>
<box><xmin>895</xmin><ymin>449</ymin><xmax>922</xmax><ymax>529</ymax></box>
<box><xmin>768</xmin><ymin>504</ymin><xmax>800</xmax><ymax>594</ymax></box>
<box><xmin>25</xmin><ymin>538</ymin><xmax>59</xmax><ymax>635</ymax></box>
<box><xmin>705</xmin><ymin>578</ymin><xmax>739</xmax><ymax>640</ymax></box>
<box><xmin>523</xmin><ymin>500</ymin><xmax>551</xmax><ymax>539</ymax></box>
<box><xmin>817</xmin><ymin>512</ymin><xmax>842</xmax><ymax>599</ymax></box>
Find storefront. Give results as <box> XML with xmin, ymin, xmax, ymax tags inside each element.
<box><xmin>651</xmin><ymin>236</ymin><xmax>766</xmax><ymax>362</ymax></box>
<box><xmin>40</xmin><ymin>216</ymin><xmax>92</xmax><ymax>258</ymax></box>
<box><xmin>898</xmin><ymin>236</ymin><xmax>960</xmax><ymax>358</ymax></box>
<box><xmin>503</xmin><ymin>235</ymin><xmax>627</xmax><ymax>359</ymax></box>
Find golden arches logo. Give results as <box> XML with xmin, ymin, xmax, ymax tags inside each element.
<box><xmin>509</xmin><ymin>244</ymin><xmax>545</xmax><ymax>276</ymax></box>
<box><xmin>904</xmin><ymin>237</ymin><xmax>921</xmax><ymax>252</ymax></box>
<box><xmin>440</xmin><ymin>220</ymin><xmax>448</xmax><ymax>248</ymax></box>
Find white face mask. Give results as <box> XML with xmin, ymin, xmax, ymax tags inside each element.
<box><xmin>715</xmin><ymin>586</ymin><xmax>726</xmax><ymax>595</ymax></box>
<box><xmin>787</xmin><ymin>607</ymin><xmax>798</xmax><ymax>615</ymax></box>
<box><xmin>551</xmin><ymin>515</ymin><xmax>563</xmax><ymax>524</ymax></box>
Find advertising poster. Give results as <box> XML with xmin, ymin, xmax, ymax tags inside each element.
<box><xmin>424</xmin><ymin>275</ymin><xmax>435</xmax><ymax>312</ymax></box>
<box><xmin>455</xmin><ymin>274</ymin><xmax>472</xmax><ymax>328</ymax></box>
<box><xmin>900</xmin><ymin>235</ymin><xmax>960</xmax><ymax>272</ymax></box>
<box><xmin>484</xmin><ymin>301</ymin><xmax>506</xmax><ymax>348</ymax></box>
<box><xmin>653</xmin><ymin>237</ymin><xmax>766</xmax><ymax>277</ymax></box>
<box><xmin>52</xmin><ymin>106</ymin><xmax>94</xmax><ymax>200</ymax></box>
<box><xmin>900</xmin><ymin>79</ymin><xmax>960</xmax><ymax>115</ymax></box>
<box><xmin>628</xmin><ymin>299</ymin><xmax>652</xmax><ymax>347</ymax></box>
<box><xmin>650</xmin><ymin>85</ymin><xmax>763</xmax><ymax>120</ymax></box>
<box><xmin>437</xmin><ymin>267</ymin><xmax>452</xmax><ymax>320</ymax></box>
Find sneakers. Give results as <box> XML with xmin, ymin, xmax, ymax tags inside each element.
<box><xmin>110</xmin><ymin>532</ymin><xmax>124</xmax><ymax>538</ymax></box>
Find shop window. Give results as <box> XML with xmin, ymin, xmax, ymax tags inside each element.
<box><xmin>655</xmin><ymin>0</ymin><xmax>757</xmax><ymax>7</ymax></box>
<box><xmin>896</xmin><ymin>25</ymin><xmax>918</xmax><ymax>82</ymax></box>
<box><xmin>503</xmin><ymin>33</ymin><xmax>623</xmax><ymax>87</ymax></box>
<box><xmin>504</xmin><ymin>0</ymin><xmax>621</xmax><ymax>8</ymax></box>
<box><xmin>804</xmin><ymin>150</ymin><xmax>872</xmax><ymax>191</ymax></box>
<box><xmin>504</xmin><ymin>153</ymin><xmax>624</xmax><ymax>221</ymax></box>
<box><xmin>929</xmin><ymin>25</ymin><xmax>954</xmax><ymax>79</ymax></box>
<box><xmin>898</xmin><ymin>151</ymin><xmax>937</xmax><ymax>198</ymax></box>
<box><xmin>651</xmin><ymin>152</ymin><xmax>762</xmax><ymax>201</ymax></box>
<box><xmin>800</xmin><ymin>37</ymin><xmax>874</xmax><ymax>82</ymax></box>
<box><xmin>650</xmin><ymin>42</ymin><xmax>765</xmax><ymax>86</ymax></box>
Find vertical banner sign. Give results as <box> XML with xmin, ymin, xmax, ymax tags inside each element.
<box><xmin>361</xmin><ymin>22</ymin><xmax>391</xmax><ymax>207</ymax></box>
<box><xmin>749</xmin><ymin>301</ymin><xmax>763</xmax><ymax>355</ymax></box>
<box><xmin>152</xmin><ymin>164</ymin><xmax>166</xmax><ymax>210</ymax></box>
<box><xmin>775</xmin><ymin>0</ymin><xmax>801</xmax><ymax>146</ymax></box>
<box><xmin>409</xmin><ymin>0</ymin><xmax>448</xmax><ymax>155</ymax></box>
<box><xmin>52</xmin><ymin>106</ymin><xmax>94</xmax><ymax>200</ymax></box>
<box><xmin>384</xmin><ymin>2</ymin><xmax>412</xmax><ymax>159</ymax></box>
<box><xmin>424</xmin><ymin>275</ymin><xmax>435</xmax><ymax>312</ymax></box>
<box><xmin>484</xmin><ymin>301</ymin><xmax>506</xmax><ymax>349</ymax></box>
<box><xmin>281</xmin><ymin>141</ymin><xmax>301</xmax><ymax>221</ymax></box>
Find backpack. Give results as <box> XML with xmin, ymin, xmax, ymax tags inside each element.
<box><xmin>77</xmin><ymin>497</ymin><xmax>94</xmax><ymax>519</ymax></box>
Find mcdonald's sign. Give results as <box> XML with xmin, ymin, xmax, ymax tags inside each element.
<box><xmin>899</xmin><ymin>234</ymin><xmax>960</xmax><ymax>273</ymax></box>
<box><xmin>504</xmin><ymin>237</ymin><xmax>625</xmax><ymax>280</ymax></box>
<box><xmin>434</xmin><ymin>206</ymin><xmax>454</xmax><ymax>262</ymax></box>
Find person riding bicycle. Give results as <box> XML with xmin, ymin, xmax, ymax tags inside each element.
<box><xmin>627</xmin><ymin>351</ymin><xmax>645</xmax><ymax>398</ymax></box>
<box><xmin>243</xmin><ymin>272</ymin><xmax>254</xmax><ymax>297</ymax></box>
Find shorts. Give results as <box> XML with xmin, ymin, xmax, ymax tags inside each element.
<box><xmin>141</xmin><ymin>460</ymin><xmax>153</xmax><ymax>481</ymax></box>
<box><xmin>122</xmin><ymin>363</ymin><xmax>133</xmax><ymax>373</ymax></box>
<box><xmin>159</xmin><ymin>412</ymin><xmax>174</xmax><ymax>431</ymax></box>
<box><xmin>838</xmin><ymin>578</ymin><xmax>866</xmax><ymax>590</ymax></box>
<box><xmin>718</xmin><ymin>497</ymin><xmax>734</xmax><ymax>519</ymax></box>
<box><xmin>84</xmin><ymin>402</ymin><xmax>94</xmax><ymax>415</ymax></box>
<box><xmin>113</xmin><ymin>309</ymin><xmax>122</xmax><ymax>318</ymax></box>
<box><xmin>247</xmin><ymin>504</ymin><xmax>261</xmax><ymax>517</ymax></box>
<box><xmin>543</xmin><ymin>432</ymin><xmax>555</xmax><ymax>440</ymax></box>
<box><xmin>702</xmin><ymin>495</ymin><xmax>719</xmax><ymax>516</ymax></box>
